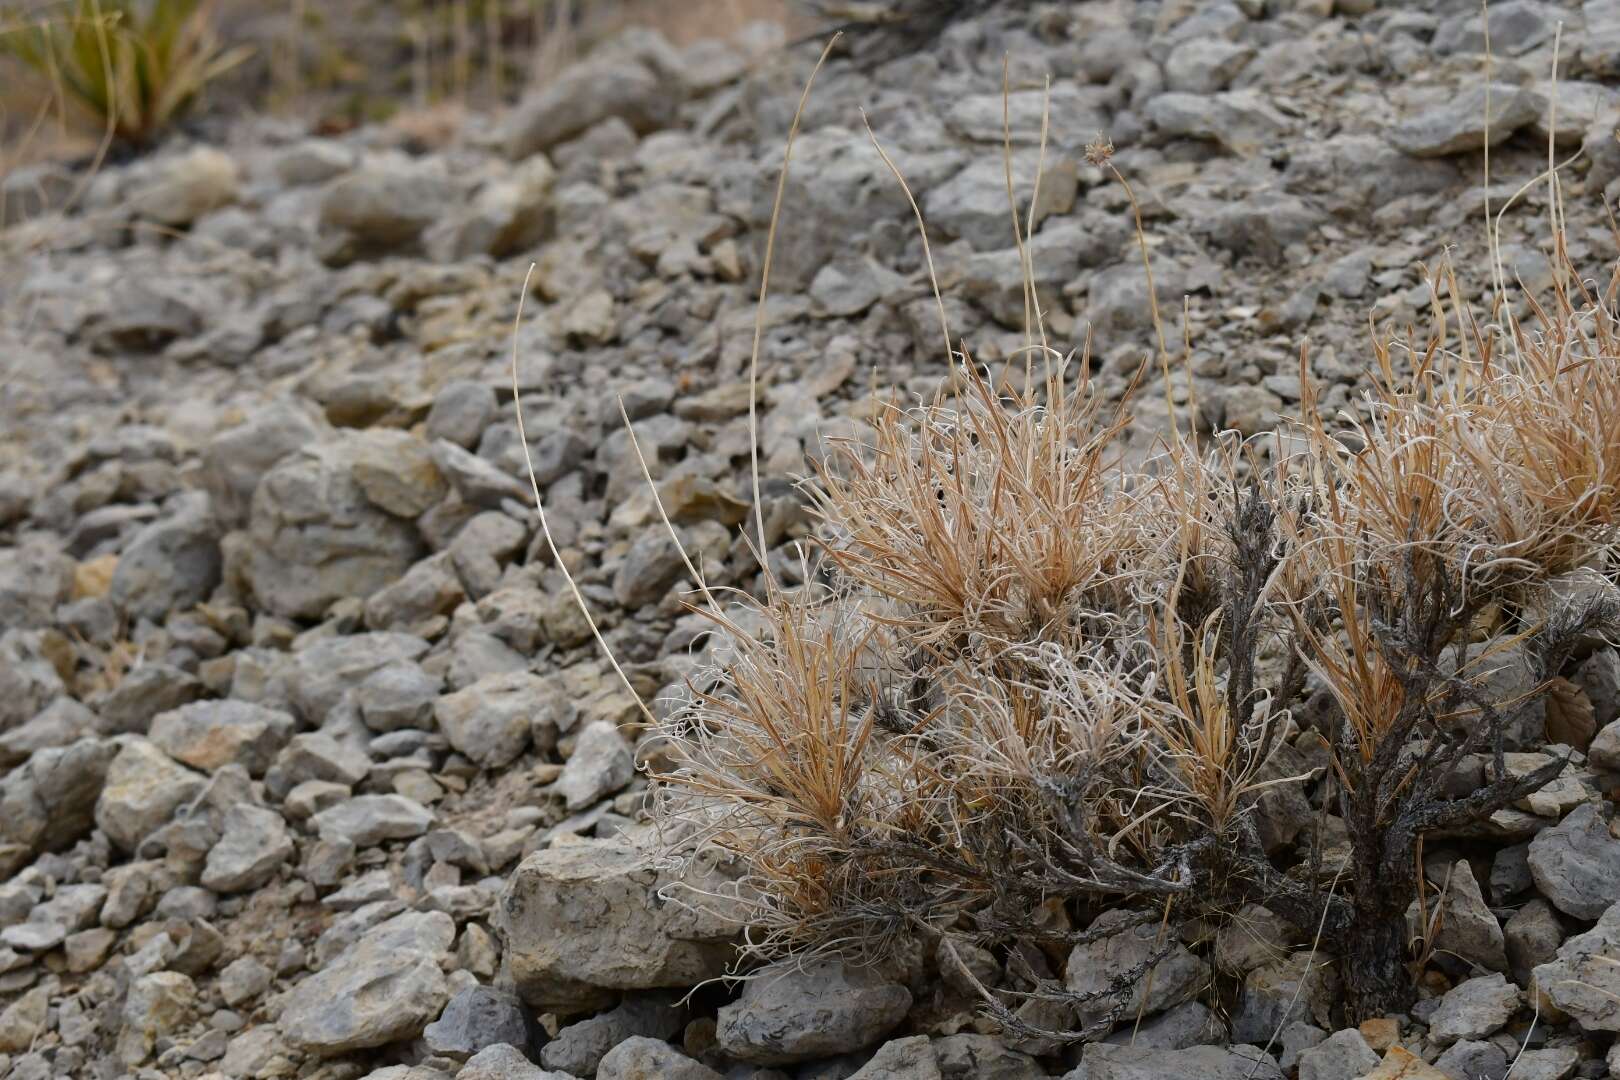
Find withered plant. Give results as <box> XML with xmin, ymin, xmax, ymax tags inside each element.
<box><xmin>512</xmin><ymin>50</ymin><xmax>1620</xmax><ymax>1041</ymax></box>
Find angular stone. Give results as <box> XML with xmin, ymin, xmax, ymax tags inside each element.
<box><xmin>149</xmin><ymin>701</ymin><xmax>295</xmax><ymax>775</ymax></box>
<box><xmin>1407</xmin><ymin>860</ymin><xmax>1507</xmax><ymax>974</ymax></box>
<box><xmin>201</xmin><ymin>805</ymin><xmax>295</xmax><ymax>892</ymax></box>
<box><xmin>1066</xmin><ymin>909</ymin><xmax>1209</xmax><ymax>1032</ymax></box>
<box><xmin>311</xmin><ymin>795</ymin><xmax>434</xmax><ymax>848</ymax></box>
<box><xmin>540</xmin><ymin>991</ymin><xmax>685</xmax><ymax>1076</ymax></box>
<box><xmin>555</xmin><ymin>721</ymin><xmax>635</xmax><ymax>810</ymax></box>
<box><xmin>434</xmin><ymin>672</ymin><xmax>544</xmax><ymax>769</ymax></box>
<box><xmin>1296</xmin><ymin>1028</ymin><xmax>1378</xmax><ymax>1080</ymax></box>
<box><xmin>95</xmin><ymin>738</ymin><xmax>207</xmax><ymax>853</ymax></box>
<box><xmin>1532</xmin><ymin>898</ymin><xmax>1620</xmax><ymax>1031</ymax></box>
<box><xmin>1428</xmin><ymin>973</ymin><xmax>1520</xmax><ymax>1045</ymax></box>
<box><xmin>501</xmin><ymin>840</ymin><xmax>740</xmax><ymax>1009</ymax></box>
<box><xmin>117</xmin><ymin>971</ymin><xmax>197</xmax><ymax>1065</ymax></box>
<box><xmin>714</xmin><ymin>958</ymin><xmax>912</xmax><ymax>1066</ymax></box>
<box><xmin>129</xmin><ymin>146</ymin><xmax>238</xmax><ymax>226</ymax></box>
<box><xmin>1067</xmin><ymin>1042</ymin><xmax>1283</xmax><ymax>1080</ymax></box>
<box><xmin>1388</xmin><ymin>84</ymin><xmax>1540</xmax><ymax>157</ymax></box>
<box><xmin>245</xmin><ymin>439</ymin><xmax>429</xmax><ymax>619</ymax></box>
<box><xmin>422</xmin><ymin>984</ymin><xmax>539</xmax><ymax>1061</ymax></box>
<box><xmin>278</xmin><ymin>910</ymin><xmax>454</xmax><ymax>1055</ymax></box>
<box><xmin>109</xmin><ymin>493</ymin><xmax>221</xmax><ymax>620</ymax></box>
<box><xmin>1528</xmin><ymin>802</ymin><xmax>1620</xmax><ymax>919</ymax></box>
<box><xmin>0</xmin><ymin>737</ymin><xmax>116</xmax><ymax>877</ymax></box>
<box><xmin>598</xmin><ymin>1036</ymin><xmax>722</xmax><ymax>1080</ymax></box>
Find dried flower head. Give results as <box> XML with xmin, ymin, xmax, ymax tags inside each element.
<box><xmin>1085</xmin><ymin>132</ymin><xmax>1116</xmax><ymax>168</ymax></box>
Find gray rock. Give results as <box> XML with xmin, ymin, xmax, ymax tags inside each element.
<box><xmin>311</xmin><ymin>794</ymin><xmax>433</xmax><ymax>847</ymax></box>
<box><xmin>1427</xmin><ymin>973</ymin><xmax>1520</xmax><ymax>1045</ymax></box>
<box><xmin>1145</xmin><ymin>90</ymin><xmax>1289</xmax><ymax>150</ymax></box>
<box><xmin>1388</xmin><ymin>84</ymin><xmax>1540</xmax><ymax>157</ymax></box>
<box><xmin>430</xmin><ymin>156</ymin><xmax>556</xmax><ymax>260</ymax></box>
<box><xmin>149</xmin><ymin>701</ymin><xmax>295</xmax><ymax>775</ymax></box>
<box><xmin>502</xmin><ymin>840</ymin><xmax>740</xmax><ymax>1009</ymax></box>
<box><xmin>356</xmin><ymin>661</ymin><xmax>442</xmax><ymax>732</ymax></box>
<box><xmin>503</xmin><ymin>32</ymin><xmax>681</xmax><ymax>157</ymax></box>
<box><xmin>279</xmin><ymin>909</ymin><xmax>454</xmax><ymax>1055</ymax></box>
<box><xmin>1066</xmin><ymin>909</ymin><xmax>1209</xmax><ymax>1032</ymax></box>
<box><xmin>0</xmin><ymin>540</ymin><xmax>73</xmax><ymax>634</ymax></box>
<box><xmin>423</xmin><ymin>984</ymin><xmax>539</xmax><ymax>1061</ymax></box>
<box><xmin>1590</xmin><ymin>717</ymin><xmax>1620</xmax><ymax>771</ymax></box>
<box><xmin>95</xmin><ymin>738</ymin><xmax>207</xmax><ymax>852</ymax></box>
<box><xmin>556</xmin><ymin>721</ymin><xmax>635</xmax><ymax>810</ymax></box>
<box><xmin>287</xmin><ymin>631</ymin><xmax>430</xmax><ymax>723</ymax></box>
<box><xmin>541</xmin><ymin>993</ymin><xmax>684</xmax><ymax>1075</ymax></box>
<box><xmin>432</xmin><ymin>439</ymin><xmax>531</xmax><ymax>509</ymax></box>
<box><xmin>426</xmin><ymin>380</ymin><xmax>499</xmax><ymax>450</ymax></box>
<box><xmin>1214</xmin><ymin>904</ymin><xmax>1300</xmax><ymax>975</ymax></box>
<box><xmin>932</xmin><ymin>1033</ymin><xmax>1044</xmax><ymax>1079</ymax></box>
<box><xmin>117</xmin><ymin>971</ymin><xmax>197</xmax><ymax>1065</ymax></box>
<box><xmin>715</xmin><ymin>959</ymin><xmax>911</xmax><ymax>1065</ymax></box>
<box><xmin>363</xmin><ymin>552</ymin><xmax>465</xmax><ymax>630</ymax></box>
<box><xmin>202</xmin><ymin>399</ymin><xmax>327</xmax><ymax>527</ymax></box>
<box><xmin>846</xmin><ymin>1036</ymin><xmax>940</xmax><ymax>1080</ymax></box>
<box><xmin>275</xmin><ymin>138</ymin><xmax>356</xmax><ymax>185</ymax></box>
<box><xmin>1407</xmin><ymin>860</ymin><xmax>1507</xmax><ymax>974</ymax></box>
<box><xmin>1165</xmin><ymin>39</ymin><xmax>1254</xmax><ymax>93</ymax></box>
<box><xmin>245</xmin><ymin>438</ymin><xmax>429</xmax><ymax>619</ymax></box>
<box><xmin>1504</xmin><ymin>898</ymin><xmax>1563</xmax><ymax>988</ymax></box>
<box><xmin>461</xmin><ymin>1043</ymin><xmax>570</xmax><ymax>1080</ymax></box>
<box><xmin>1276</xmin><ymin>1022</ymin><xmax>1328</xmax><ymax>1074</ymax></box>
<box><xmin>90</xmin><ymin>662</ymin><xmax>204</xmax><ymax>735</ymax></box>
<box><xmin>201</xmin><ymin>804</ymin><xmax>294</xmax><ymax>892</ymax></box>
<box><xmin>128</xmin><ymin>146</ymin><xmax>239</xmax><ymax>226</ymax></box>
<box><xmin>613</xmin><ymin>529</ymin><xmax>687</xmax><ymax>609</ymax></box>
<box><xmin>1231</xmin><ymin>952</ymin><xmax>1337</xmax><ymax>1044</ymax></box>
<box><xmin>922</xmin><ymin>156</ymin><xmax>1076</xmax><ymax>251</ymax></box>
<box><xmin>0</xmin><ymin>737</ymin><xmax>116</xmax><ymax>877</ymax></box>
<box><xmin>434</xmin><ymin>672</ymin><xmax>544</xmax><ymax>769</ymax></box>
<box><xmin>221</xmin><ymin>1026</ymin><xmax>293</xmax><ymax>1078</ymax></box>
<box><xmin>809</xmin><ymin>256</ymin><xmax>907</xmax><ymax>318</ymax></box>
<box><xmin>1531</xmin><ymin>898</ymin><xmax>1620</xmax><ymax>1031</ymax></box>
<box><xmin>1527</xmin><ymin>802</ymin><xmax>1620</xmax><ymax>919</ymax></box>
<box><xmin>20</xmin><ymin>701</ymin><xmax>97</xmax><ymax>801</ymax></box>
<box><xmin>598</xmin><ymin>1036</ymin><xmax>722</xmax><ymax>1080</ymax></box>
<box><xmin>0</xmin><ymin>984</ymin><xmax>49</xmax><ymax>1053</ymax></box>
<box><xmin>107</xmin><ymin>493</ymin><xmax>221</xmax><ymax>620</ymax></box>
<box><xmin>318</xmin><ymin>156</ymin><xmax>454</xmax><ymax>262</ymax></box>
<box><xmin>1101</xmin><ymin>1001</ymin><xmax>1224</xmax><ymax>1052</ymax></box>
<box><xmin>218</xmin><ymin>955</ymin><xmax>274</xmax><ymax>1009</ymax></box>
<box><xmin>1432</xmin><ymin>1039</ymin><xmax>1508</xmax><ymax>1080</ymax></box>
<box><xmin>1067</xmin><ymin>1043</ymin><xmax>1283</xmax><ymax>1080</ymax></box>
<box><xmin>268</xmin><ymin>731</ymin><xmax>372</xmax><ymax>796</ymax></box>
<box><xmin>1297</xmin><ymin>1029</ymin><xmax>1378</xmax><ymax>1080</ymax></box>
<box><xmin>1501</xmin><ymin>1046</ymin><xmax>1576</xmax><ymax>1080</ymax></box>
<box><xmin>1433</xmin><ymin>1</ymin><xmax>1555</xmax><ymax>55</ymax></box>
<box><xmin>0</xmin><ymin>630</ymin><xmax>67</xmax><ymax>732</ymax></box>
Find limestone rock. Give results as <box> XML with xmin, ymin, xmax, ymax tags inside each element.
<box><xmin>714</xmin><ymin>958</ymin><xmax>912</xmax><ymax>1066</ymax></box>
<box><xmin>501</xmin><ymin>840</ymin><xmax>740</xmax><ymax>1009</ymax></box>
<box><xmin>278</xmin><ymin>910</ymin><xmax>454</xmax><ymax>1055</ymax></box>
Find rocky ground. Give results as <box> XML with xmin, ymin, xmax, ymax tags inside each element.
<box><xmin>2</xmin><ymin>1</ymin><xmax>1620</xmax><ymax>1079</ymax></box>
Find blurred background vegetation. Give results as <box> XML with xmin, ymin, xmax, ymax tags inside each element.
<box><xmin>1</xmin><ymin>0</ymin><xmax>799</xmax><ymax>166</ymax></box>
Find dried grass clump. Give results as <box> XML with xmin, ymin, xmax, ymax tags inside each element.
<box><xmin>646</xmin><ymin>241</ymin><xmax>1620</xmax><ymax>1030</ymax></box>
<box><xmin>2</xmin><ymin>0</ymin><xmax>251</xmax><ymax>149</ymax></box>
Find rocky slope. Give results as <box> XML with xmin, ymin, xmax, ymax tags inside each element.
<box><xmin>2</xmin><ymin>1</ymin><xmax>1620</xmax><ymax>1079</ymax></box>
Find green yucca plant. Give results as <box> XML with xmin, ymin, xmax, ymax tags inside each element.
<box><xmin>2</xmin><ymin>0</ymin><xmax>252</xmax><ymax>147</ymax></box>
